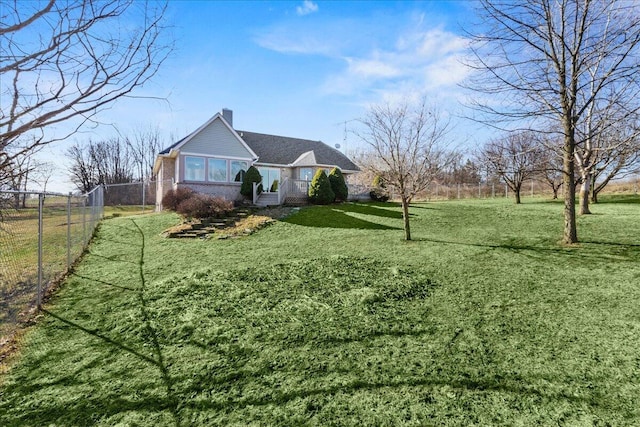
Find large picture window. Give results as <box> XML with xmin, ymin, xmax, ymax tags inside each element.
<box><xmin>300</xmin><ymin>168</ymin><xmax>314</xmax><ymax>181</ymax></box>
<box><xmin>185</xmin><ymin>156</ymin><xmax>205</xmax><ymax>181</ymax></box>
<box><xmin>231</xmin><ymin>160</ymin><xmax>248</xmax><ymax>182</ymax></box>
<box><xmin>259</xmin><ymin>167</ymin><xmax>280</xmax><ymax>193</ymax></box>
<box><xmin>208</xmin><ymin>158</ymin><xmax>227</xmax><ymax>182</ymax></box>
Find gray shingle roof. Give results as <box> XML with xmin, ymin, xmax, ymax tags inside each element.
<box><xmin>238</xmin><ymin>131</ymin><xmax>359</xmax><ymax>171</ymax></box>
<box><xmin>159</xmin><ymin>125</ymin><xmax>360</xmax><ymax>171</ymax></box>
<box><xmin>158</xmin><ymin>136</ymin><xmax>184</xmax><ymax>155</ymax></box>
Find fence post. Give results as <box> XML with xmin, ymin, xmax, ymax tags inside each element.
<box><xmin>37</xmin><ymin>193</ymin><xmax>44</xmax><ymax>309</ymax></box>
<box><xmin>67</xmin><ymin>192</ymin><xmax>72</xmax><ymax>270</ymax></box>
<box><xmin>531</xmin><ymin>180</ymin><xmax>534</xmax><ymax>197</ymax></box>
<box><xmin>478</xmin><ymin>182</ymin><xmax>481</xmax><ymax>198</ymax></box>
<box><xmin>505</xmin><ymin>184</ymin><xmax>508</xmax><ymax>198</ymax></box>
<box><xmin>457</xmin><ymin>184</ymin><xmax>461</xmax><ymax>199</ymax></box>
<box><xmin>142</xmin><ymin>180</ymin><xmax>146</xmax><ymax>213</ymax></box>
<box><xmin>82</xmin><ymin>195</ymin><xmax>87</xmax><ymax>247</ymax></box>
<box><xmin>492</xmin><ymin>183</ymin><xmax>495</xmax><ymax>198</ymax></box>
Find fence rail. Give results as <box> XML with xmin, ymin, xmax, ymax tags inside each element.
<box><xmin>1</xmin><ymin>187</ymin><xmax>103</xmax><ymax>348</ymax></box>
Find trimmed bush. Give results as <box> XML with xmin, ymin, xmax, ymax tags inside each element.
<box><xmin>241</xmin><ymin>166</ymin><xmax>263</xmax><ymax>198</ymax></box>
<box><xmin>176</xmin><ymin>193</ymin><xmax>234</xmax><ymax>219</ymax></box>
<box><xmin>370</xmin><ymin>175</ymin><xmax>390</xmax><ymax>202</ymax></box>
<box><xmin>270</xmin><ymin>179</ymin><xmax>279</xmax><ymax>193</ymax></box>
<box><xmin>162</xmin><ymin>187</ymin><xmax>195</xmax><ymax>211</ymax></box>
<box><xmin>328</xmin><ymin>167</ymin><xmax>348</xmax><ymax>202</ymax></box>
<box><xmin>308</xmin><ymin>169</ymin><xmax>335</xmax><ymax>204</ymax></box>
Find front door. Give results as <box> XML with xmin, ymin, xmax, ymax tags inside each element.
<box><xmin>258</xmin><ymin>167</ymin><xmax>280</xmax><ymax>193</ymax></box>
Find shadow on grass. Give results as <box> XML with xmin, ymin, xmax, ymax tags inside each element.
<box><xmin>71</xmin><ymin>273</ymin><xmax>138</xmax><ymax>292</ymax></box>
<box><xmin>595</xmin><ymin>194</ymin><xmax>640</xmax><ymax>204</ymax></box>
<box><xmin>2</xmin><ymin>218</ymin><xmax>184</xmax><ymax>427</ymax></box>
<box><xmin>414</xmin><ymin>236</ymin><xmax>640</xmax><ymax>263</ymax></box>
<box><xmin>284</xmin><ymin>203</ymin><xmax>402</xmax><ymax>230</ymax></box>
<box><xmin>172</xmin><ymin>325</ymin><xmax>600</xmax><ymax>417</ymax></box>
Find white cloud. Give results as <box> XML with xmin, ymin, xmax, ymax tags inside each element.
<box><xmin>346</xmin><ymin>57</ymin><xmax>402</xmax><ymax>79</ymax></box>
<box><xmin>255</xmin><ymin>11</ymin><xmax>472</xmax><ymax>106</ymax></box>
<box><xmin>296</xmin><ymin>0</ymin><xmax>318</xmax><ymax>16</ymax></box>
<box><xmin>254</xmin><ymin>19</ymin><xmax>351</xmax><ymax>56</ymax></box>
<box><xmin>322</xmin><ymin>26</ymin><xmax>471</xmax><ymax>100</ymax></box>
<box><xmin>256</xmin><ymin>30</ymin><xmax>333</xmax><ymax>55</ymax></box>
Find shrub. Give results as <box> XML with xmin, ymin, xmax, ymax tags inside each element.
<box><xmin>328</xmin><ymin>167</ymin><xmax>348</xmax><ymax>202</ymax></box>
<box><xmin>241</xmin><ymin>166</ymin><xmax>263</xmax><ymax>198</ymax></box>
<box><xmin>162</xmin><ymin>187</ymin><xmax>195</xmax><ymax>211</ymax></box>
<box><xmin>308</xmin><ymin>169</ymin><xmax>335</xmax><ymax>204</ymax></box>
<box><xmin>270</xmin><ymin>179</ymin><xmax>279</xmax><ymax>192</ymax></box>
<box><xmin>176</xmin><ymin>193</ymin><xmax>234</xmax><ymax>219</ymax></box>
<box><xmin>370</xmin><ymin>175</ymin><xmax>390</xmax><ymax>202</ymax></box>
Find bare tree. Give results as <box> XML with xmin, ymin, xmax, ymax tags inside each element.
<box><xmin>589</xmin><ymin>129</ymin><xmax>640</xmax><ymax>203</ymax></box>
<box><xmin>355</xmin><ymin>98</ymin><xmax>453</xmax><ymax>240</ymax></box>
<box><xmin>67</xmin><ymin>128</ymin><xmax>163</xmax><ymax>193</ymax></box>
<box><xmin>0</xmin><ymin>147</ymin><xmax>45</xmax><ymax>207</ymax></box>
<box><xmin>1</xmin><ymin>0</ymin><xmax>171</xmax><ymax>174</ymax></box>
<box><xmin>126</xmin><ymin>126</ymin><xmax>164</xmax><ymax>182</ymax></box>
<box><xmin>478</xmin><ymin>132</ymin><xmax>543</xmax><ymax>204</ymax></box>
<box><xmin>67</xmin><ymin>142</ymin><xmax>99</xmax><ymax>193</ymax></box>
<box><xmin>67</xmin><ymin>138</ymin><xmax>134</xmax><ymax>192</ymax></box>
<box><xmin>575</xmin><ymin>106</ymin><xmax>640</xmax><ymax>212</ymax></box>
<box><xmin>466</xmin><ymin>0</ymin><xmax>640</xmax><ymax>243</ymax></box>
<box><xmin>32</xmin><ymin>162</ymin><xmax>56</xmax><ymax>193</ymax></box>
<box><xmin>539</xmin><ymin>148</ymin><xmax>564</xmax><ymax>200</ymax></box>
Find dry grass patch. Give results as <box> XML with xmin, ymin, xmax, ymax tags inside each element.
<box><xmin>214</xmin><ymin>214</ymin><xmax>275</xmax><ymax>239</ymax></box>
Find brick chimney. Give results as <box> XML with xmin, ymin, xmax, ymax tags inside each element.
<box><xmin>222</xmin><ymin>108</ymin><xmax>233</xmax><ymax>127</ymax></box>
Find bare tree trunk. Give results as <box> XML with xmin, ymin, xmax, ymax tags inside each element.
<box><xmin>563</xmin><ymin>136</ymin><xmax>578</xmax><ymax>244</ymax></box>
<box><xmin>514</xmin><ymin>187</ymin><xmax>521</xmax><ymax>204</ymax></box>
<box><xmin>579</xmin><ymin>171</ymin><xmax>591</xmax><ymax>214</ymax></box>
<box><xmin>401</xmin><ymin>196</ymin><xmax>411</xmax><ymax>241</ymax></box>
<box><xmin>590</xmin><ymin>174</ymin><xmax>598</xmax><ymax>204</ymax></box>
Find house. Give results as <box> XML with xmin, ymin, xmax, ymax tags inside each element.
<box><xmin>153</xmin><ymin>109</ymin><xmax>361</xmax><ymax>209</ymax></box>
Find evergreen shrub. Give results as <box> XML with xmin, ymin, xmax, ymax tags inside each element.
<box><xmin>370</xmin><ymin>175</ymin><xmax>390</xmax><ymax>202</ymax></box>
<box><xmin>241</xmin><ymin>166</ymin><xmax>263</xmax><ymax>197</ymax></box>
<box><xmin>308</xmin><ymin>169</ymin><xmax>335</xmax><ymax>204</ymax></box>
<box><xmin>328</xmin><ymin>167</ymin><xmax>348</xmax><ymax>202</ymax></box>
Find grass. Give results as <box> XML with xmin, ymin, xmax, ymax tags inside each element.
<box><xmin>0</xmin><ymin>204</ymin><xmax>153</xmax><ymax>342</ymax></box>
<box><xmin>1</xmin><ymin>196</ymin><xmax>639</xmax><ymax>425</ymax></box>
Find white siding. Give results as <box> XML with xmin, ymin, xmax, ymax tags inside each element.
<box><xmin>181</xmin><ymin>118</ymin><xmax>253</xmax><ymax>158</ymax></box>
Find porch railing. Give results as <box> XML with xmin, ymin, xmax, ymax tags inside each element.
<box><xmin>289</xmin><ymin>179</ymin><xmax>310</xmax><ymax>195</ymax></box>
<box><xmin>278</xmin><ymin>177</ymin><xmax>289</xmax><ymax>205</ymax></box>
<box><xmin>252</xmin><ymin>180</ymin><xmax>263</xmax><ymax>205</ymax></box>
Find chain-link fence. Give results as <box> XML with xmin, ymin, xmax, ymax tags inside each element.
<box><xmin>0</xmin><ymin>186</ymin><xmax>103</xmax><ymax>349</ymax></box>
<box><xmin>424</xmin><ymin>178</ymin><xmax>639</xmax><ymax>201</ymax></box>
<box><xmin>103</xmin><ymin>180</ymin><xmax>172</xmax><ymax>211</ymax></box>
<box><xmin>423</xmin><ymin>180</ymin><xmax>558</xmax><ymax>201</ymax></box>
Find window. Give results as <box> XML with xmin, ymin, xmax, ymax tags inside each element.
<box><xmin>231</xmin><ymin>160</ymin><xmax>248</xmax><ymax>182</ymax></box>
<box><xmin>208</xmin><ymin>158</ymin><xmax>227</xmax><ymax>182</ymax></box>
<box><xmin>300</xmin><ymin>168</ymin><xmax>314</xmax><ymax>181</ymax></box>
<box><xmin>258</xmin><ymin>167</ymin><xmax>280</xmax><ymax>193</ymax></box>
<box><xmin>185</xmin><ymin>156</ymin><xmax>205</xmax><ymax>181</ymax></box>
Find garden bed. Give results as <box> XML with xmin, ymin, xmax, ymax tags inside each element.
<box><xmin>162</xmin><ymin>206</ymin><xmax>298</xmax><ymax>239</ymax></box>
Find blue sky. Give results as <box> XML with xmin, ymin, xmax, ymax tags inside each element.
<box><xmin>41</xmin><ymin>0</ymin><xmax>483</xmax><ymax>192</ymax></box>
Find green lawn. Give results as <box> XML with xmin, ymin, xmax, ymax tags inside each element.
<box><xmin>1</xmin><ymin>203</ymin><xmax>151</xmax><ymax>341</ymax></box>
<box><xmin>1</xmin><ymin>197</ymin><xmax>639</xmax><ymax>426</ymax></box>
